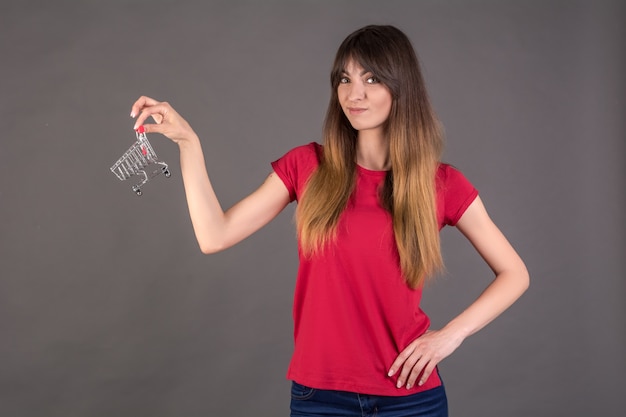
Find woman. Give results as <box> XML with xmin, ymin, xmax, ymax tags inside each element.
<box><xmin>130</xmin><ymin>25</ymin><xmax>528</xmax><ymax>417</ymax></box>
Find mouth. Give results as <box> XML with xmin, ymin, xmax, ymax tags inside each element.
<box><xmin>347</xmin><ymin>107</ymin><xmax>367</xmax><ymax>115</ymax></box>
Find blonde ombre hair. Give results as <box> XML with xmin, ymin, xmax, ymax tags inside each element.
<box><xmin>296</xmin><ymin>25</ymin><xmax>444</xmax><ymax>289</ymax></box>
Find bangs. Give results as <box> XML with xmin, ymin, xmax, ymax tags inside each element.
<box><xmin>330</xmin><ymin>28</ymin><xmax>400</xmax><ymax>96</ymax></box>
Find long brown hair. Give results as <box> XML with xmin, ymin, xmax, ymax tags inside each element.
<box><xmin>296</xmin><ymin>25</ymin><xmax>444</xmax><ymax>288</ymax></box>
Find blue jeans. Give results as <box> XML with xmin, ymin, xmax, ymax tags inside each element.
<box><xmin>290</xmin><ymin>382</ymin><xmax>448</xmax><ymax>417</ymax></box>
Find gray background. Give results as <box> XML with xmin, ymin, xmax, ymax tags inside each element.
<box><xmin>1</xmin><ymin>0</ymin><xmax>624</xmax><ymax>416</ymax></box>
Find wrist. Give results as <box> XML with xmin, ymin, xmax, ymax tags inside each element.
<box><xmin>176</xmin><ymin>132</ymin><xmax>201</xmax><ymax>150</ymax></box>
<box><xmin>441</xmin><ymin>319</ymin><xmax>473</xmax><ymax>342</ymax></box>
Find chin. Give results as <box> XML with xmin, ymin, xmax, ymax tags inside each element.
<box><xmin>348</xmin><ymin>121</ymin><xmax>369</xmax><ymax>131</ymax></box>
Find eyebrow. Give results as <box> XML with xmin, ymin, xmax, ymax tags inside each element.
<box><xmin>340</xmin><ymin>69</ymin><xmax>371</xmax><ymax>76</ymax></box>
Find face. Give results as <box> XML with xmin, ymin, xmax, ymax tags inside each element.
<box><xmin>337</xmin><ymin>60</ymin><xmax>393</xmax><ymax>137</ymax></box>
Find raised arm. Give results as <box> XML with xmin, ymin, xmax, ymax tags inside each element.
<box><xmin>130</xmin><ymin>96</ymin><xmax>291</xmax><ymax>253</ymax></box>
<box><xmin>388</xmin><ymin>196</ymin><xmax>529</xmax><ymax>389</ymax></box>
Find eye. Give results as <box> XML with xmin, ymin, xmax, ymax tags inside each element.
<box><xmin>365</xmin><ymin>76</ymin><xmax>380</xmax><ymax>84</ymax></box>
<box><xmin>339</xmin><ymin>77</ymin><xmax>350</xmax><ymax>84</ymax></box>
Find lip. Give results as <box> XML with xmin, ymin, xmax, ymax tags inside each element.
<box><xmin>347</xmin><ymin>107</ymin><xmax>367</xmax><ymax>115</ymax></box>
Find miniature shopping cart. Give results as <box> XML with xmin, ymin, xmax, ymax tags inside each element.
<box><xmin>110</xmin><ymin>125</ymin><xmax>170</xmax><ymax>196</ymax></box>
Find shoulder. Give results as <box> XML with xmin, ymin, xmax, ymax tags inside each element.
<box><xmin>436</xmin><ymin>163</ymin><xmax>472</xmax><ymax>188</ymax></box>
<box><xmin>271</xmin><ymin>142</ymin><xmax>322</xmax><ymax>201</ymax></box>
<box><xmin>436</xmin><ymin>163</ymin><xmax>461</xmax><ymax>180</ymax></box>
<box><xmin>280</xmin><ymin>142</ymin><xmax>322</xmax><ymax>162</ymax></box>
<box><xmin>436</xmin><ymin>163</ymin><xmax>479</xmax><ymax>226</ymax></box>
<box><xmin>272</xmin><ymin>142</ymin><xmax>321</xmax><ymax>173</ymax></box>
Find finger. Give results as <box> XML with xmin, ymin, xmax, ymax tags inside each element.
<box><xmin>130</xmin><ymin>95</ymin><xmax>160</xmax><ymax>118</ymax></box>
<box><xmin>417</xmin><ymin>362</ymin><xmax>437</xmax><ymax>387</ymax></box>
<box><xmin>150</xmin><ymin>113</ymin><xmax>164</xmax><ymax>125</ymax></box>
<box><xmin>139</xmin><ymin>122</ymin><xmax>169</xmax><ymax>135</ymax></box>
<box><xmin>396</xmin><ymin>353</ymin><xmax>421</xmax><ymax>389</ymax></box>
<box><xmin>130</xmin><ymin>95</ymin><xmax>159</xmax><ymax>118</ymax></box>
<box><xmin>388</xmin><ymin>345</ymin><xmax>415</xmax><ymax>377</ymax></box>
<box><xmin>405</xmin><ymin>357</ymin><xmax>428</xmax><ymax>389</ymax></box>
<box><xmin>133</xmin><ymin>104</ymin><xmax>170</xmax><ymax>130</ymax></box>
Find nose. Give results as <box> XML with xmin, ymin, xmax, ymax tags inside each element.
<box><xmin>347</xmin><ymin>80</ymin><xmax>365</xmax><ymax>102</ymax></box>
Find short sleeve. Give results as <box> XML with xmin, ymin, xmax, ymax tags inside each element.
<box><xmin>271</xmin><ymin>142</ymin><xmax>321</xmax><ymax>202</ymax></box>
<box><xmin>437</xmin><ymin>164</ymin><xmax>479</xmax><ymax>227</ymax></box>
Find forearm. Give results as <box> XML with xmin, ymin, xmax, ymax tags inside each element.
<box><xmin>130</xmin><ymin>96</ymin><xmax>289</xmax><ymax>253</ymax></box>
<box><xmin>443</xmin><ymin>267</ymin><xmax>529</xmax><ymax>341</ymax></box>
<box><xmin>446</xmin><ymin>196</ymin><xmax>530</xmax><ymax>341</ymax></box>
<box><xmin>388</xmin><ymin>268</ymin><xmax>528</xmax><ymax>389</ymax></box>
<box><xmin>178</xmin><ymin>136</ymin><xmax>228</xmax><ymax>253</ymax></box>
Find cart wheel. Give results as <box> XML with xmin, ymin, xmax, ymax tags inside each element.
<box><xmin>135</xmin><ymin>189</ymin><xmax>142</xmax><ymax>196</ymax></box>
<box><xmin>164</xmin><ymin>169</ymin><xmax>171</xmax><ymax>178</ymax></box>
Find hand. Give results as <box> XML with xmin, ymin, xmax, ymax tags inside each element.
<box><xmin>387</xmin><ymin>328</ymin><xmax>464</xmax><ymax>389</ymax></box>
<box><xmin>130</xmin><ymin>96</ymin><xmax>196</xmax><ymax>144</ymax></box>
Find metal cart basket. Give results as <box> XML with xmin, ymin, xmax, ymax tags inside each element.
<box><xmin>110</xmin><ymin>125</ymin><xmax>170</xmax><ymax>195</ymax></box>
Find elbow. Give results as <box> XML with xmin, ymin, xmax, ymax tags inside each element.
<box><xmin>200</xmin><ymin>245</ymin><xmax>217</xmax><ymax>255</ymax></box>
<box><xmin>199</xmin><ymin>244</ymin><xmax>224</xmax><ymax>255</ymax></box>
<box><xmin>498</xmin><ymin>262</ymin><xmax>530</xmax><ymax>296</ymax></box>
<box><xmin>198</xmin><ymin>239</ymin><xmax>227</xmax><ymax>255</ymax></box>
<box><xmin>518</xmin><ymin>264</ymin><xmax>530</xmax><ymax>293</ymax></box>
<box><xmin>524</xmin><ymin>270</ymin><xmax>530</xmax><ymax>291</ymax></box>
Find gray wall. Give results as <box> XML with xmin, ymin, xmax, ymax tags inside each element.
<box><xmin>1</xmin><ymin>1</ymin><xmax>624</xmax><ymax>416</ymax></box>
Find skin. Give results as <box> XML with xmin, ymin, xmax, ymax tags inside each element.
<box><xmin>338</xmin><ymin>61</ymin><xmax>393</xmax><ymax>170</ymax></box>
<box><xmin>130</xmin><ymin>59</ymin><xmax>529</xmax><ymax>391</ymax></box>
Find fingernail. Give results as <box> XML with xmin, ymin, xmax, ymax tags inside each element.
<box><xmin>388</xmin><ymin>370</ymin><xmax>394</xmax><ymax>377</ymax></box>
<box><xmin>130</xmin><ymin>112</ymin><xmax>136</xmax><ymax>118</ymax></box>
<box><xmin>396</xmin><ymin>381</ymin><xmax>402</xmax><ymax>388</ymax></box>
<box><xmin>406</xmin><ymin>383</ymin><xmax>411</xmax><ymax>389</ymax></box>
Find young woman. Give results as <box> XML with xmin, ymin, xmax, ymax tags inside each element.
<box><xmin>130</xmin><ymin>25</ymin><xmax>528</xmax><ymax>417</ymax></box>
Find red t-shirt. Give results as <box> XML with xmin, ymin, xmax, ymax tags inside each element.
<box><xmin>271</xmin><ymin>142</ymin><xmax>478</xmax><ymax>396</ymax></box>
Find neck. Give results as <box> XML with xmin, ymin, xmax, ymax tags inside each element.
<box><xmin>356</xmin><ymin>130</ymin><xmax>390</xmax><ymax>171</ymax></box>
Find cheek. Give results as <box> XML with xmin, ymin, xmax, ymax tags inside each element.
<box><xmin>379</xmin><ymin>97</ymin><xmax>393</xmax><ymax>119</ymax></box>
<box><xmin>374</xmin><ymin>90</ymin><xmax>393</xmax><ymax>112</ymax></box>
<box><xmin>337</xmin><ymin>88</ymin><xmax>348</xmax><ymax>105</ymax></box>
<box><xmin>387</xmin><ymin>94</ymin><xmax>393</xmax><ymax>116</ymax></box>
